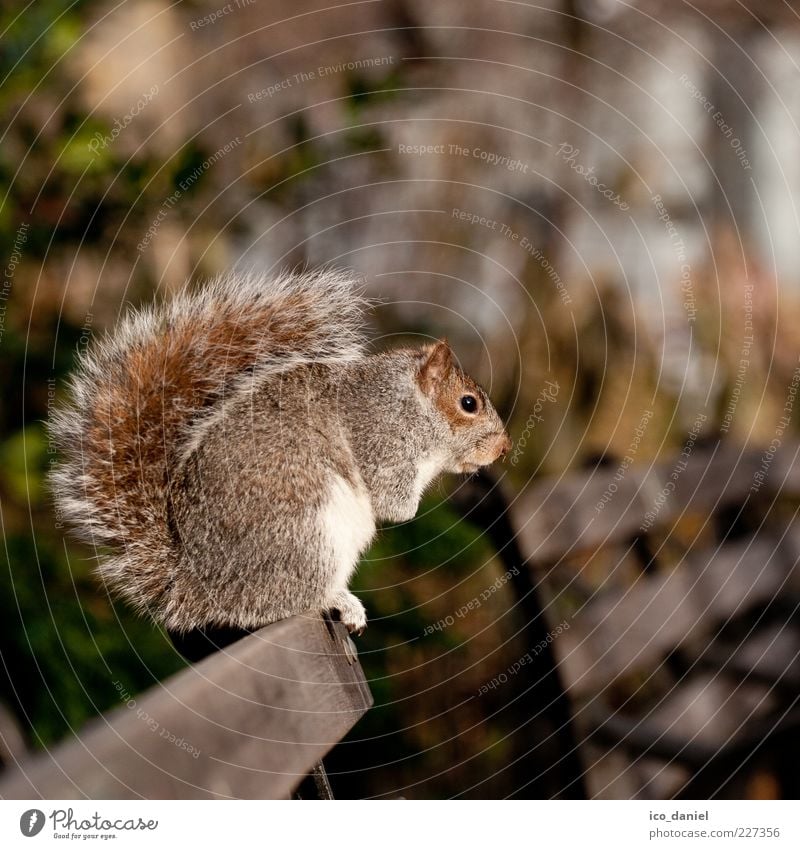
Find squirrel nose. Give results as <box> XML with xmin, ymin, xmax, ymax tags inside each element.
<box><xmin>498</xmin><ymin>434</ymin><xmax>512</xmax><ymax>457</ymax></box>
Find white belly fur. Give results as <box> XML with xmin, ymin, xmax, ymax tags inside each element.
<box><xmin>414</xmin><ymin>453</ymin><xmax>445</xmax><ymax>501</ymax></box>
<box><xmin>322</xmin><ymin>473</ymin><xmax>376</xmax><ymax>589</ymax></box>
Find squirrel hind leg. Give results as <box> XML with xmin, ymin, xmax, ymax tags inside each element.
<box><xmin>326</xmin><ymin>589</ymin><xmax>367</xmax><ymax>636</ymax></box>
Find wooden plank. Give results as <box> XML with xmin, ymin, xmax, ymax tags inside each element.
<box><xmin>0</xmin><ymin>703</ymin><xmax>26</xmax><ymax>767</ymax></box>
<box><xmin>705</xmin><ymin>622</ymin><xmax>800</xmax><ymax>690</ymax></box>
<box><xmin>588</xmin><ymin>678</ymin><xmax>800</xmax><ymax>794</ymax></box>
<box><xmin>557</xmin><ymin>532</ymin><xmax>794</xmax><ymax>696</ymax></box>
<box><xmin>587</xmin><ymin>673</ymin><xmax>776</xmax><ymax>767</ymax></box>
<box><xmin>0</xmin><ymin>615</ymin><xmax>372</xmax><ymax>800</ymax></box>
<box><xmin>512</xmin><ymin>446</ymin><xmax>787</xmax><ymax>565</ymax></box>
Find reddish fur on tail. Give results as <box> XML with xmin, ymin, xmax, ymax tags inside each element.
<box><xmin>48</xmin><ymin>269</ymin><xmax>367</xmax><ymax>618</ymax></box>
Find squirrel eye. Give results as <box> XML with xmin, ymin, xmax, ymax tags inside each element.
<box><xmin>460</xmin><ymin>394</ymin><xmax>478</xmax><ymax>413</ymax></box>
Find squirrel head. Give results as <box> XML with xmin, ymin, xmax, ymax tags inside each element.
<box><xmin>416</xmin><ymin>340</ymin><xmax>512</xmax><ymax>473</ymax></box>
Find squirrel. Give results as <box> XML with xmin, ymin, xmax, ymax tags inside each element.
<box><xmin>49</xmin><ymin>269</ymin><xmax>511</xmax><ymax>637</ymax></box>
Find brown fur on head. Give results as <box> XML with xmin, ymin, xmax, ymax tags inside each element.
<box><xmin>416</xmin><ymin>340</ymin><xmax>511</xmax><ymax>473</ymax></box>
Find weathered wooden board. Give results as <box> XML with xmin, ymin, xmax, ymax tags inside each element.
<box><xmin>0</xmin><ymin>615</ymin><xmax>372</xmax><ymax>800</ymax></box>
<box><xmin>557</xmin><ymin>531</ymin><xmax>797</xmax><ymax>696</ymax></box>
<box><xmin>512</xmin><ymin>446</ymin><xmax>791</xmax><ymax>566</ymax></box>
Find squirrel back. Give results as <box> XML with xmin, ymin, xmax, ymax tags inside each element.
<box><xmin>48</xmin><ymin>269</ymin><xmax>367</xmax><ymax>617</ymax></box>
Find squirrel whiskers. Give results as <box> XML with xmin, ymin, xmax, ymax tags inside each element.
<box><xmin>49</xmin><ymin>270</ymin><xmax>510</xmax><ymax>635</ymax></box>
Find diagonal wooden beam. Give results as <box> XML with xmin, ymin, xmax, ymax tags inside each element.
<box><xmin>0</xmin><ymin>615</ymin><xmax>372</xmax><ymax>800</ymax></box>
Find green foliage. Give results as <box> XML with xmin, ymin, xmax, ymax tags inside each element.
<box><xmin>0</xmin><ymin>529</ymin><xmax>184</xmax><ymax>747</ymax></box>
<box><xmin>0</xmin><ymin>426</ymin><xmax>48</xmax><ymax>505</ymax></box>
<box><xmin>346</xmin><ymin>69</ymin><xmax>403</xmax><ymax>111</ymax></box>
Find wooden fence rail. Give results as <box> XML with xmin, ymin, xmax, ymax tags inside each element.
<box><xmin>0</xmin><ymin>615</ymin><xmax>371</xmax><ymax>800</ymax></box>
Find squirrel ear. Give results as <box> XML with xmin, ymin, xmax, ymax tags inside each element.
<box><xmin>417</xmin><ymin>339</ymin><xmax>453</xmax><ymax>396</ymax></box>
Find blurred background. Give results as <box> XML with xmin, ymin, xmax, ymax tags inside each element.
<box><xmin>3</xmin><ymin>0</ymin><xmax>800</xmax><ymax>799</ymax></box>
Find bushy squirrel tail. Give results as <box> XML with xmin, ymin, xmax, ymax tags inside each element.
<box><xmin>48</xmin><ymin>268</ymin><xmax>367</xmax><ymax>618</ymax></box>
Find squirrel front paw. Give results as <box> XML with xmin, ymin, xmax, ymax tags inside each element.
<box><xmin>328</xmin><ymin>590</ymin><xmax>367</xmax><ymax>636</ymax></box>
